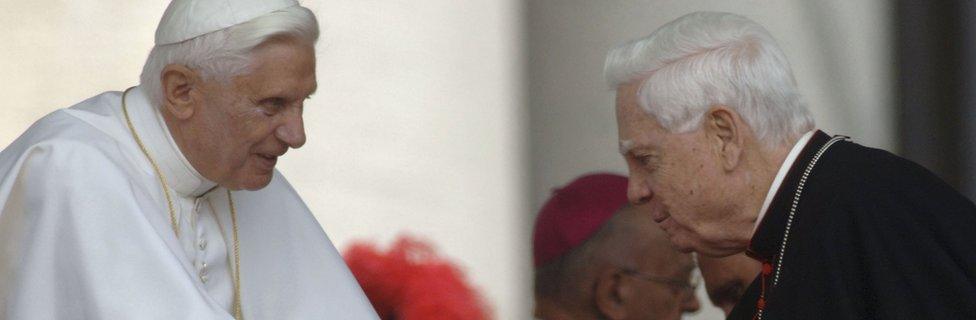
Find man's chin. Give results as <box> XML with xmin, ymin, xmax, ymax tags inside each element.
<box><xmin>244</xmin><ymin>175</ymin><xmax>274</xmax><ymax>190</ymax></box>
<box><xmin>692</xmin><ymin>241</ymin><xmax>747</xmax><ymax>257</ymax></box>
<box><xmin>223</xmin><ymin>173</ymin><xmax>274</xmax><ymax>191</ymax></box>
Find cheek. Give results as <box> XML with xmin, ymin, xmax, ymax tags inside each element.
<box><xmin>642</xmin><ymin>287</ymin><xmax>681</xmax><ymax>315</ymax></box>
<box><xmin>211</xmin><ymin>122</ymin><xmax>266</xmax><ymax>169</ymax></box>
<box><xmin>231</xmin><ymin>114</ymin><xmax>276</xmax><ymax>145</ymax></box>
<box><xmin>656</xmin><ymin>165</ymin><xmax>704</xmax><ymax>210</ymax></box>
<box><xmin>679</xmin><ymin>158</ymin><xmax>722</xmax><ymax>208</ymax></box>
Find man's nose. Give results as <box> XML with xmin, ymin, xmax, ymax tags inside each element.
<box><xmin>276</xmin><ymin>107</ymin><xmax>306</xmax><ymax>148</ymax></box>
<box><xmin>627</xmin><ymin>176</ymin><xmax>653</xmax><ymax>205</ymax></box>
<box><xmin>681</xmin><ymin>293</ymin><xmax>701</xmax><ymax>313</ymax></box>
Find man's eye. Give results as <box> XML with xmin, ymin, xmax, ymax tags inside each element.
<box><xmin>636</xmin><ymin>154</ymin><xmax>654</xmax><ymax>167</ymax></box>
<box><xmin>269</xmin><ymin>98</ymin><xmax>287</xmax><ymax>107</ymax></box>
<box><xmin>260</xmin><ymin>98</ymin><xmax>287</xmax><ymax>114</ymax></box>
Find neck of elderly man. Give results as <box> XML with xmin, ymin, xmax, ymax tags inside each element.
<box><xmin>157</xmin><ymin>36</ymin><xmax>316</xmax><ymax>191</ymax></box>
<box><xmin>615</xmin><ymin>80</ymin><xmax>806</xmax><ymax>258</ymax></box>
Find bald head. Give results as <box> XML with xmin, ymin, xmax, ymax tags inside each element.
<box><xmin>589</xmin><ymin>206</ymin><xmax>672</xmax><ymax>269</ymax></box>
<box><xmin>534</xmin><ymin>205</ymin><xmax>699</xmax><ymax>320</ymax></box>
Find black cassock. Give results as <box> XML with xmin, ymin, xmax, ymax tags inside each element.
<box><xmin>728</xmin><ymin>131</ymin><xmax>976</xmax><ymax>320</ymax></box>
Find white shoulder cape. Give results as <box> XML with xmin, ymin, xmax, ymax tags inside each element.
<box><xmin>0</xmin><ymin>91</ymin><xmax>379</xmax><ymax>320</ymax></box>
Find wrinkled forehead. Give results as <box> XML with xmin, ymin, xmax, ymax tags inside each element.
<box><xmin>616</xmin><ymin>108</ymin><xmax>668</xmax><ymax>154</ymax></box>
<box><xmin>643</xmin><ymin>257</ymin><xmax>696</xmax><ymax>282</ymax></box>
<box><xmin>235</xmin><ymin>40</ymin><xmax>317</xmax><ymax>95</ymax></box>
<box><xmin>636</xmin><ymin>239</ymin><xmax>695</xmax><ymax>274</ymax></box>
<box><xmin>614</xmin><ymin>81</ymin><xmax>645</xmax><ymax>114</ymax></box>
<box><xmin>615</xmin><ymin>80</ymin><xmax>668</xmax><ymax>133</ymax></box>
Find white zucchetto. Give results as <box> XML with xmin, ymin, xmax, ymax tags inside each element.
<box><xmin>155</xmin><ymin>0</ymin><xmax>299</xmax><ymax>45</ymax></box>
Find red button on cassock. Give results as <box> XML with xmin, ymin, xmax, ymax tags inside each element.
<box><xmin>762</xmin><ymin>262</ymin><xmax>773</xmax><ymax>276</ymax></box>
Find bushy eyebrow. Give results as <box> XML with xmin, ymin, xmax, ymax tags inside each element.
<box><xmin>619</xmin><ymin>140</ymin><xmax>635</xmax><ymax>155</ymax></box>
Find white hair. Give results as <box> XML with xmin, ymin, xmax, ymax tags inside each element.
<box><xmin>604</xmin><ymin>11</ymin><xmax>814</xmax><ymax>147</ymax></box>
<box><xmin>140</xmin><ymin>5</ymin><xmax>319</xmax><ymax>107</ymax></box>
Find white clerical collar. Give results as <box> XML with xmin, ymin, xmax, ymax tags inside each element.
<box><xmin>752</xmin><ymin>130</ymin><xmax>817</xmax><ymax>234</ymax></box>
<box><xmin>126</xmin><ymin>86</ymin><xmax>217</xmax><ymax>198</ymax></box>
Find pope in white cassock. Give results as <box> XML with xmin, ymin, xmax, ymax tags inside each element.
<box><xmin>0</xmin><ymin>0</ymin><xmax>379</xmax><ymax>319</ymax></box>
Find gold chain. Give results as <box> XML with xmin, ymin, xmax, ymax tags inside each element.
<box><xmin>121</xmin><ymin>87</ymin><xmax>244</xmax><ymax>320</ymax></box>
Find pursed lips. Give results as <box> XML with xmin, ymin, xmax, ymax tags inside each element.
<box><xmin>256</xmin><ymin>149</ymin><xmax>287</xmax><ymax>160</ymax></box>
<box><xmin>255</xmin><ymin>151</ymin><xmax>286</xmax><ymax>168</ymax></box>
<box><xmin>257</xmin><ymin>153</ymin><xmax>279</xmax><ymax>160</ymax></box>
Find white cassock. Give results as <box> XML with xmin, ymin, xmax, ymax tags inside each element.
<box><xmin>0</xmin><ymin>86</ymin><xmax>379</xmax><ymax>320</ymax></box>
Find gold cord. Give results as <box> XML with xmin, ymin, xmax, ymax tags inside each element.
<box><xmin>121</xmin><ymin>87</ymin><xmax>243</xmax><ymax>320</ymax></box>
<box><xmin>228</xmin><ymin>190</ymin><xmax>243</xmax><ymax>320</ymax></box>
<box><xmin>121</xmin><ymin>87</ymin><xmax>178</xmax><ymax>237</ymax></box>
<box><xmin>207</xmin><ymin>194</ymin><xmax>244</xmax><ymax>320</ymax></box>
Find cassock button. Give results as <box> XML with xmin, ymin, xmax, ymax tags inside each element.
<box><xmin>200</xmin><ymin>268</ymin><xmax>209</xmax><ymax>283</ymax></box>
<box><xmin>762</xmin><ymin>262</ymin><xmax>773</xmax><ymax>276</ymax></box>
<box><xmin>198</xmin><ymin>239</ymin><xmax>207</xmax><ymax>251</ymax></box>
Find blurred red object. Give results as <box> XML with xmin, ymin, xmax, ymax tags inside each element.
<box><xmin>342</xmin><ymin>235</ymin><xmax>492</xmax><ymax>320</ymax></box>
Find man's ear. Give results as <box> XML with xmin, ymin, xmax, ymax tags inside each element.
<box><xmin>160</xmin><ymin>64</ymin><xmax>200</xmax><ymax>120</ymax></box>
<box><xmin>594</xmin><ymin>269</ymin><xmax>630</xmax><ymax>320</ymax></box>
<box><xmin>704</xmin><ymin>106</ymin><xmax>745</xmax><ymax>171</ymax></box>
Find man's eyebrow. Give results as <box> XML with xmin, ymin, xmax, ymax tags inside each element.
<box><xmin>619</xmin><ymin>140</ymin><xmax>634</xmax><ymax>155</ymax></box>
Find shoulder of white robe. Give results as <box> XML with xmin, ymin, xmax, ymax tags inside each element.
<box><xmin>231</xmin><ymin>171</ymin><xmax>380</xmax><ymax>319</ymax></box>
<box><xmin>0</xmin><ymin>107</ymin><xmax>233</xmax><ymax>319</ymax></box>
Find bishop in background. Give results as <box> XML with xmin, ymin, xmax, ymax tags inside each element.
<box><xmin>606</xmin><ymin>11</ymin><xmax>976</xmax><ymax>319</ymax></box>
<box><xmin>0</xmin><ymin>0</ymin><xmax>379</xmax><ymax>319</ymax></box>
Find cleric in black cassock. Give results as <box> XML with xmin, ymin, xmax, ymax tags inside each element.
<box><xmin>604</xmin><ymin>11</ymin><xmax>976</xmax><ymax>319</ymax></box>
<box><xmin>729</xmin><ymin>131</ymin><xmax>976</xmax><ymax>319</ymax></box>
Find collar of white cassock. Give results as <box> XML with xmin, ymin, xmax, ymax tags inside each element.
<box><xmin>123</xmin><ymin>86</ymin><xmax>218</xmax><ymax>198</ymax></box>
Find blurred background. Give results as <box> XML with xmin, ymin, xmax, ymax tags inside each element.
<box><xmin>0</xmin><ymin>0</ymin><xmax>969</xmax><ymax>319</ymax></box>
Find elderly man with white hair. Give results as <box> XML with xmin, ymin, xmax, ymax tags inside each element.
<box><xmin>0</xmin><ymin>1</ymin><xmax>378</xmax><ymax>319</ymax></box>
<box><xmin>606</xmin><ymin>11</ymin><xmax>976</xmax><ymax>319</ymax></box>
